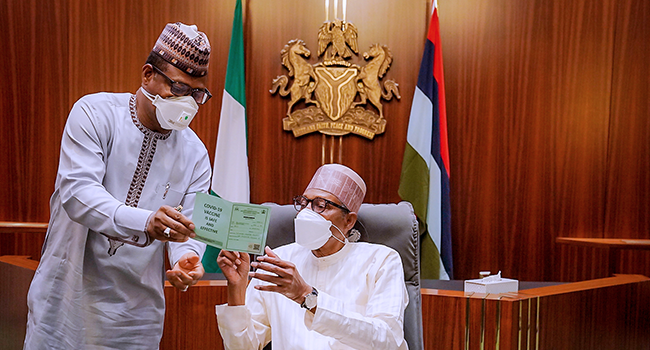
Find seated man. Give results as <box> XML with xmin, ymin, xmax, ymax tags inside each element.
<box><xmin>216</xmin><ymin>164</ymin><xmax>409</xmax><ymax>349</ymax></box>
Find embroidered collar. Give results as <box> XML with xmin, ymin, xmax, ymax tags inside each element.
<box><xmin>129</xmin><ymin>94</ymin><xmax>171</xmax><ymax>140</ymax></box>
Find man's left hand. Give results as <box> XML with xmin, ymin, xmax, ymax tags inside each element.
<box><xmin>166</xmin><ymin>252</ymin><xmax>204</xmax><ymax>291</ymax></box>
<box><xmin>249</xmin><ymin>246</ymin><xmax>312</xmax><ymax>304</ymax></box>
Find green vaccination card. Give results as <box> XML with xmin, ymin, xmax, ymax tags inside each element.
<box><xmin>192</xmin><ymin>192</ymin><xmax>271</xmax><ymax>255</ymax></box>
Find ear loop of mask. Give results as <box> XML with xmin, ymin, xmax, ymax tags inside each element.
<box><xmin>330</xmin><ymin>224</ymin><xmax>348</xmax><ymax>245</ymax></box>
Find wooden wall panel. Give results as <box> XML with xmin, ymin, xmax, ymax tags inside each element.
<box><xmin>557</xmin><ymin>244</ymin><xmax>610</xmax><ymax>281</ymax></box>
<box><xmin>619</xmin><ymin>250</ymin><xmax>650</xmax><ymax>277</ymax></box>
<box><xmin>245</xmin><ymin>0</ymin><xmax>428</xmax><ymax>205</ymax></box>
<box><xmin>442</xmin><ymin>0</ymin><xmax>615</xmax><ymax>281</ymax></box>
<box><xmin>1</xmin><ymin>0</ymin><xmax>650</xmax><ymax>283</ymax></box>
<box><xmin>0</xmin><ymin>0</ymin><xmax>69</xmax><ymax>222</ymax></box>
<box><xmin>66</xmin><ymin>0</ymin><xmax>235</xmax><ymax>170</ymax></box>
<box><xmin>555</xmin><ymin>0</ymin><xmax>650</xmax><ymax>281</ymax></box>
<box><xmin>0</xmin><ymin>232</ymin><xmax>45</xmax><ymax>261</ymax></box>
<box><xmin>605</xmin><ymin>0</ymin><xmax>650</xmax><ymax>237</ymax></box>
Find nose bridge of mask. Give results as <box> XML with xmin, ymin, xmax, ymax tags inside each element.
<box><xmin>299</xmin><ymin>208</ymin><xmax>327</xmax><ymax>221</ymax></box>
<box><xmin>295</xmin><ymin>215</ymin><xmax>332</xmax><ymax>231</ymax></box>
<box><xmin>295</xmin><ymin>209</ymin><xmax>332</xmax><ymax>229</ymax></box>
<box><xmin>298</xmin><ymin>208</ymin><xmax>347</xmax><ymax>235</ymax></box>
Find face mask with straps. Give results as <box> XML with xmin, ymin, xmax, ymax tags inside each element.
<box><xmin>140</xmin><ymin>87</ymin><xmax>199</xmax><ymax>131</ymax></box>
<box><xmin>294</xmin><ymin>208</ymin><xmax>348</xmax><ymax>250</ymax></box>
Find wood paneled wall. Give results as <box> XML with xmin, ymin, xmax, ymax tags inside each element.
<box><xmin>1</xmin><ymin>0</ymin><xmax>649</xmax><ymax>282</ymax></box>
<box><xmin>442</xmin><ymin>0</ymin><xmax>650</xmax><ymax>281</ymax></box>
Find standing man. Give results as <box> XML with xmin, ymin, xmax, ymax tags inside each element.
<box><xmin>24</xmin><ymin>22</ymin><xmax>213</xmax><ymax>349</ymax></box>
<box><xmin>216</xmin><ymin>164</ymin><xmax>409</xmax><ymax>349</ymax></box>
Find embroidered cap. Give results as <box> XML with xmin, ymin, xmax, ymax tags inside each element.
<box><xmin>306</xmin><ymin>164</ymin><xmax>366</xmax><ymax>213</ymax></box>
<box><xmin>152</xmin><ymin>22</ymin><xmax>211</xmax><ymax>77</ymax></box>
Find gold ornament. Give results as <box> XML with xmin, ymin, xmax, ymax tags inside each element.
<box><xmin>271</xmin><ymin>20</ymin><xmax>400</xmax><ymax>140</ymax></box>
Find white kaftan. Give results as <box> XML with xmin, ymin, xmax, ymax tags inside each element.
<box><xmin>216</xmin><ymin>242</ymin><xmax>409</xmax><ymax>350</ymax></box>
<box><xmin>24</xmin><ymin>92</ymin><xmax>210</xmax><ymax>349</ymax></box>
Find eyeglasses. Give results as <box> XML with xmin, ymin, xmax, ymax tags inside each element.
<box><xmin>151</xmin><ymin>65</ymin><xmax>212</xmax><ymax>105</ymax></box>
<box><xmin>293</xmin><ymin>195</ymin><xmax>350</xmax><ymax>214</ymax></box>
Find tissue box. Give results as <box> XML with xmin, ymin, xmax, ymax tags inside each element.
<box><xmin>464</xmin><ymin>276</ymin><xmax>519</xmax><ymax>294</ymax></box>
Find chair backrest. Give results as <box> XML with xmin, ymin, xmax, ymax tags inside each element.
<box><xmin>263</xmin><ymin>201</ymin><xmax>424</xmax><ymax>350</ymax></box>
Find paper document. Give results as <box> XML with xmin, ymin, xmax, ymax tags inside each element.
<box><xmin>192</xmin><ymin>192</ymin><xmax>271</xmax><ymax>254</ymax></box>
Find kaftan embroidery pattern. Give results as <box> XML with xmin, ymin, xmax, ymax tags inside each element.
<box><xmin>126</xmin><ymin>94</ymin><xmax>171</xmax><ymax>207</ymax></box>
<box><xmin>108</xmin><ymin>94</ymin><xmax>171</xmax><ymax>256</ymax></box>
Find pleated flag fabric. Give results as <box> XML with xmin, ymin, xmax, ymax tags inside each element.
<box><xmin>202</xmin><ymin>0</ymin><xmax>248</xmax><ymax>273</ymax></box>
<box><xmin>398</xmin><ymin>1</ymin><xmax>453</xmax><ymax>280</ymax></box>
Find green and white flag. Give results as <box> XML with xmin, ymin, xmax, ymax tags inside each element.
<box><xmin>203</xmin><ymin>0</ymin><xmax>248</xmax><ymax>273</ymax></box>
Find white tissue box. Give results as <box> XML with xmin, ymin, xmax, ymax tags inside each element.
<box><xmin>464</xmin><ymin>274</ymin><xmax>519</xmax><ymax>294</ymax></box>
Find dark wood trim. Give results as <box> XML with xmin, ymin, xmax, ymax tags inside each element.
<box><xmin>0</xmin><ymin>222</ymin><xmax>48</xmax><ymax>234</ymax></box>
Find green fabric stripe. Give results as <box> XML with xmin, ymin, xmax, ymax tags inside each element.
<box><xmin>421</xmin><ymin>232</ymin><xmax>441</xmax><ymax>280</ymax></box>
<box><xmin>398</xmin><ymin>142</ymin><xmax>429</xmax><ymax>220</ymax></box>
<box><xmin>400</xmin><ymin>142</ymin><xmax>443</xmax><ymax>279</ymax></box>
<box><xmin>202</xmin><ymin>246</ymin><xmax>222</xmax><ymax>273</ymax></box>
<box><xmin>202</xmin><ymin>1</ymin><xmax>245</xmax><ymax>274</ymax></box>
<box><xmin>224</xmin><ymin>0</ymin><xmax>246</xmax><ymax>108</ymax></box>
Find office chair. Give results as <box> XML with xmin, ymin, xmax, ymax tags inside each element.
<box><xmin>261</xmin><ymin>201</ymin><xmax>424</xmax><ymax>350</ymax></box>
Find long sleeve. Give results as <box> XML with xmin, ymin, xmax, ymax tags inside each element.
<box><xmin>25</xmin><ymin>92</ymin><xmax>214</xmax><ymax>350</ymax></box>
<box><xmin>57</xmin><ymin>94</ymin><xmax>212</xmax><ymax>251</ymax></box>
<box><xmin>305</xmin><ymin>249</ymin><xmax>409</xmax><ymax>350</ymax></box>
<box><xmin>58</xmin><ymin>97</ymin><xmax>151</xmax><ymax>243</ymax></box>
<box><xmin>215</xmin><ymin>284</ymin><xmax>272</xmax><ymax>350</ymax></box>
<box><xmin>168</xmin><ymin>156</ymin><xmax>212</xmax><ymax>264</ymax></box>
<box><xmin>214</xmin><ymin>243</ymin><xmax>408</xmax><ymax>350</ymax></box>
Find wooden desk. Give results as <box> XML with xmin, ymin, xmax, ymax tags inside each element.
<box><xmin>0</xmin><ymin>256</ymin><xmax>39</xmax><ymax>350</ymax></box>
<box><xmin>0</xmin><ymin>222</ymin><xmax>48</xmax><ymax>260</ymax></box>
<box><xmin>168</xmin><ymin>275</ymin><xmax>650</xmax><ymax>349</ymax></box>
<box><xmin>3</xmin><ymin>256</ymin><xmax>649</xmax><ymax>350</ymax></box>
<box><xmin>422</xmin><ymin>274</ymin><xmax>650</xmax><ymax>349</ymax></box>
<box><xmin>556</xmin><ymin>237</ymin><xmax>650</xmax><ymax>276</ymax></box>
<box><xmin>0</xmin><ymin>222</ymin><xmax>48</xmax><ymax>233</ymax></box>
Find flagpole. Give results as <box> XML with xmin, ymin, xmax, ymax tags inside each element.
<box><xmin>325</xmin><ymin>0</ymin><xmax>329</xmax><ymax>22</ymax></box>
<box><xmin>322</xmin><ymin>134</ymin><xmax>326</xmax><ymax>165</ymax></box>
<box><xmin>334</xmin><ymin>0</ymin><xmax>338</xmax><ymax>20</ymax></box>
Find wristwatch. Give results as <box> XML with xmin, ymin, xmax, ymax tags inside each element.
<box><xmin>301</xmin><ymin>287</ymin><xmax>318</xmax><ymax>310</ymax></box>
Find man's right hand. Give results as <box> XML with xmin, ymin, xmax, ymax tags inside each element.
<box><xmin>146</xmin><ymin>205</ymin><xmax>196</xmax><ymax>242</ymax></box>
<box><xmin>217</xmin><ymin>250</ymin><xmax>250</xmax><ymax>305</ymax></box>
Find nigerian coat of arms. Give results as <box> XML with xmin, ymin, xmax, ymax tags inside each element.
<box><xmin>270</xmin><ymin>19</ymin><xmax>400</xmax><ymax>140</ymax></box>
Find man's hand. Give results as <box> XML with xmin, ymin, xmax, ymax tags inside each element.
<box><xmin>217</xmin><ymin>250</ymin><xmax>250</xmax><ymax>305</ymax></box>
<box><xmin>147</xmin><ymin>205</ymin><xmax>196</xmax><ymax>242</ymax></box>
<box><xmin>166</xmin><ymin>252</ymin><xmax>204</xmax><ymax>291</ymax></box>
<box><xmin>250</xmin><ymin>246</ymin><xmax>312</xmax><ymax>305</ymax></box>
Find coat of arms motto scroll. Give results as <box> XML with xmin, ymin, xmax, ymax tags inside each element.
<box><xmin>270</xmin><ymin>20</ymin><xmax>400</xmax><ymax>140</ymax></box>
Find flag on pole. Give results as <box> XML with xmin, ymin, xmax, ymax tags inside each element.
<box><xmin>202</xmin><ymin>0</ymin><xmax>248</xmax><ymax>273</ymax></box>
<box><xmin>398</xmin><ymin>1</ymin><xmax>453</xmax><ymax>280</ymax></box>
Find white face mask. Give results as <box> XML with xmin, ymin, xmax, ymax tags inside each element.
<box><xmin>294</xmin><ymin>208</ymin><xmax>346</xmax><ymax>250</ymax></box>
<box><xmin>140</xmin><ymin>87</ymin><xmax>199</xmax><ymax>131</ymax></box>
